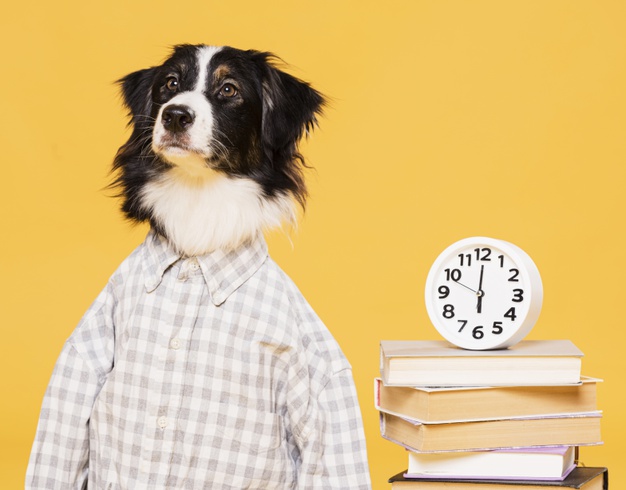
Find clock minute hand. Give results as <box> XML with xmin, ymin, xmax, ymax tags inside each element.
<box><xmin>453</xmin><ymin>279</ymin><xmax>478</xmax><ymax>294</ymax></box>
<box><xmin>477</xmin><ymin>264</ymin><xmax>485</xmax><ymax>313</ymax></box>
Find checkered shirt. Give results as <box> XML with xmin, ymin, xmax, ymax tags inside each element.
<box><xmin>26</xmin><ymin>231</ymin><xmax>371</xmax><ymax>489</ymax></box>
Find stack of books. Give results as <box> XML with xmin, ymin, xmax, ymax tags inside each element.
<box><xmin>377</xmin><ymin>339</ymin><xmax>609</xmax><ymax>489</ymax></box>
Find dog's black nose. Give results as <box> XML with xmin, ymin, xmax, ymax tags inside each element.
<box><xmin>161</xmin><ymin>105</ymin><xmax>195</xmax><ymax>133</ymax></box>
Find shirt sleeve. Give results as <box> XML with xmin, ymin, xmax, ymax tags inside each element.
<box><xmin>26</xmin><ymin>284</ymin><xmax>116</xmax><ymax>489</ymax></box>
<box><xmin>296</xmin><ymin>368</ymin><xmax>372</xmax><ymax>489</ymax></box>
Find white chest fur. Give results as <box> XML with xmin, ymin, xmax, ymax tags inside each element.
<box><xmin>140</xmin><ymin>167</ymin><xmax>295</xmax><ymax>255</ymax></box>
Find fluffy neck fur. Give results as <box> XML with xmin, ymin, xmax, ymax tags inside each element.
<box><xmin>140</xmin><ymin>167</ymin><xmax>295</xmax><ymax>256</ymax></box>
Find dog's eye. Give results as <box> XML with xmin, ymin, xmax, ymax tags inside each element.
<box><xmin>165</xmin><ymin>77</ymin><xmax>179</xmax><ymax>92</ymax></box>
<box><xmin>219</xmin><ymin>84</ymin><xmax>238</xmax><ymax>98</ymax></box>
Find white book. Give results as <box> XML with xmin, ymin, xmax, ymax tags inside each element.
<box><xmin>406</xmin><ymin>446</ymin><xmax>577</xmax><ymax>481</ymax></box>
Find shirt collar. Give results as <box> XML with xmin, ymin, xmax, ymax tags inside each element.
<box><xmin>142</xmin><ymin>230</ymin><xmax>269</xmax><ymax>306</ymax></box>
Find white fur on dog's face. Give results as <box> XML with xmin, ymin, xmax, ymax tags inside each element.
<box><xmin>151</xmin><ymin>46</ymin><xmax>221</xmax><ymax>176</ymax></box>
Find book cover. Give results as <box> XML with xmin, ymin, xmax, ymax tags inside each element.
<box><xmin>380</xmin><ymin>340</ymin><xmax>583</xmax><ymax>387</ymax></box>
<box><xmin>388</xmin><ymin>466</ymin><xmax>608</xmax><ymax>489</ymax></box>
<box><xmin>374</xmin><ymin>377</ymin><xmax>600</xmax><ymax>424</ymax></box>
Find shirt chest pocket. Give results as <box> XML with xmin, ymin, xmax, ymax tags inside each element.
<box><xmin>209</xmin><ymin>401</ymin><xmax>284</xmax><ymax>454</ymax></box>
<box><xmin>194</xmin><ymin>402</ymin><xmax>292</xmax><ymax>488</ymax></box>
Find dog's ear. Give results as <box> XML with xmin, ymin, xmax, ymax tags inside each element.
<box><xmin>117</xmin><ymin>68</ymin><xmax>155</xmax><ymax>121</ymax></box>
<box><xmin>258</xmin><ymin>55</ymin><xmax>325</xmax><ymax>153</ymax></box>
<box><xmin>255</xmin><ymin>54</ymin><xmax>325</xmax><ymax>207</ymax></box>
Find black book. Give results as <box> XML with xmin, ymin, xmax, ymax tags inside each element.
<box><xmin>388</xmin><ymin>466</ymin><xmax>608</xmax><ymax>489</ymax></box>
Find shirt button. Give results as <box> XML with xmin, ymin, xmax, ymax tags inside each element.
<box><xmin>157</xmin><ymin>416</ymin><xmax>168</xmax><ymax>429</ymax></box>
<box><xmin>170</xmin><ymin>338</ymin><xmax>181</xmax><ymax>350</ymax></box>
<box><xmin>189</xmin><ymin>258</ymin><xmax>200</xmax><ymax>271</ymax></box>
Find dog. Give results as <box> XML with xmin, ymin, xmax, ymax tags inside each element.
<box><xmin>113</xmin><ymin>44</ymin><xmax>324</xmax><ymax>256</ymax></box>
<box><xmin>26</xmin><ymin>45</ymin><xmax>371</xmax><ymax>489</ymax></box>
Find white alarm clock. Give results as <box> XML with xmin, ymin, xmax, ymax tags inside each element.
<box><xmin>425</xmin><ymin>237</ymin><xmax>543</xmax><ymax>350</ymax></box>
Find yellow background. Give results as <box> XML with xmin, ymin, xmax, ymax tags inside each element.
<box><xmin>2</xmin><ymin>1</ymin><xmax>624</xmax><ymax>488</ymax></box>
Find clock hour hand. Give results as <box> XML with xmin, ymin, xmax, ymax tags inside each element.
<box><xmin>477</xmin><ymin>264</ymin><xmax>485</xmax><ymax>313</ymax></box>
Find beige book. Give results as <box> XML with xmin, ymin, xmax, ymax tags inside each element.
<box><xmin>375</xmin><ymin>377</ymin><xmax>600</xmax><ymax>423</ymax></box>
<box><xmin>380</xmin><ymin>340</ymin><xmax>583</xmax><ymax>387</ymax></box>
<box><xmin>380</xmin><ymin>411</ymin><xmax>602</xmax><ymax>452</ymax></box>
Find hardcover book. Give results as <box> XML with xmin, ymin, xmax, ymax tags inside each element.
<box><xmin>380</xmin><ymin>411</ymin><xmax>602</xmax><ymax>452</ymax></box>
<box><xmin>406</xmin><ymin>446</ymin><xmax>576</xmax><ymax>481</ymax></box>
<box><xmin>375</xmin><ymin>377</ymin><xmax>600</xmax><ymax>424</ymax></box>
<box><xmin>380</xmin><ymin>340</ymin><xmax>583</xmax><ymax>387</ymax></box>
<box><xmin>388</xmin><ymin>466</ymin><xmax>608</xmax><ymax>489</ymax></box>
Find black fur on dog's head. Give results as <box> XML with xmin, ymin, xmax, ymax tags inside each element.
<box><xmin>111</xmin><ymin>44</ymin><xmax>325</xmax><ymax>254</ymax></box>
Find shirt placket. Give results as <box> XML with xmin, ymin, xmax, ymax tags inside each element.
<box><xmin>143</xmin><ymin>257</ymin><xmax>206</xmax><ymax>487</ymax></box>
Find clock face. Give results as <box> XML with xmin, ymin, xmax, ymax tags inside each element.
<box><xmin>425</xmin><ymin>237</ymin><xmax>543</xmax><ymax>350</ymax></box>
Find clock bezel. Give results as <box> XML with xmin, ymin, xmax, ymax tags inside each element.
<box><xmin>425</xmin><ymin>237</ymin><xmax>543</xmax><ymax>350</ymax></box>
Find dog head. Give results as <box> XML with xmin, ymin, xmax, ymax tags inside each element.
<box><xmin>112</xmin><ymin>45</ymin><xmax>325</xmax><ymax>254</ymax></box>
